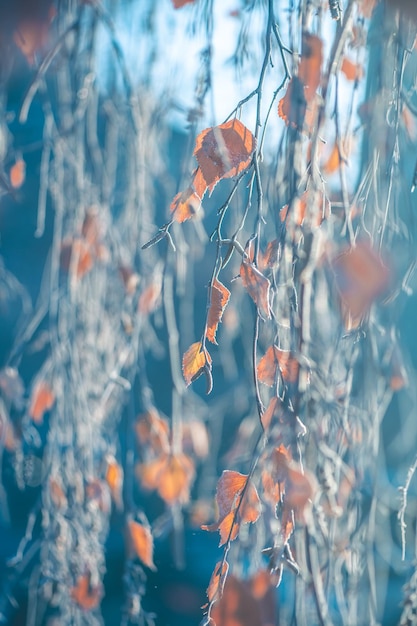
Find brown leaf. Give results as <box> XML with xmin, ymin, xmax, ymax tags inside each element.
<box><xmin>194</xmin><ymin>119</ymin><xmax>256</xmax><ymax>194</ymax></box>
<box><xmin>257</xmin><ymin>346</ymin><xmax>280</xmax><ymax>387</ymax></box>
<box><xmin>259</xmin><ymin>239</ymin><xmax>279</xmax><ymax>271</ymax></box>
<box><xmin>137</xmin><ymin>453</ymin><xmax>195</xmax><ymax>505</ymax></box>
<box><xmin>206</xmin><ymin>278</ymin><xmax>231</xmax><ymax>344</ymax></box>
<box><xmin>29</xmin><ymin>381</ymin><xmax>55</xmax><ymax>424</ymax></box>
<box><xmin>206</xmin><ymin>560</ymin><xmax>229</xmax><ymax>605</ymax></box>
<box><xmin>257</xmin><ymin>346</ymin><xmax>299</xmax><ymax>386</ymax></box>
<box><xmin>10</xmin><ymin>159</ymin><xmax>26</xmax><ymax>189</ymax></box>
<box><xmin>127</xmin><ymin>519</ymin><xmax>156</xmax><ymax>571</ymax></box>
<box><xmin>182</xmin><ymin>341</ymin><xmax>213</xmax><ymax>393</ymax></box>
<box><xmin>240</xmin><ymin>258</ymin><xmax>271</xmax><ymax>320</ymax></box>
<box><xmin>202</xmin><ymin>470</ymin><xmax>261</xmax><ymax>546</ymax></box>
<box><xmin>260</xmin><ymin>396</ymin><xmax>280</xmax><ymax>431</ymax></box>
<box><xmin>70</xmin><ymin>573</ymin><xmax>102</xmax><ymax>611</ymax></box>
<box><xmin>170</xmin><ymin>187</ymin><xmax>202</xmax><ymax>223</ymax></box>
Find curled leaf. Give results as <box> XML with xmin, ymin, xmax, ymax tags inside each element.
<box><xmin>182</xmin><ymin>341</ymin><xmax>213</xmax><ymax>393</ymax></box>
<box><xmin>202</xmin><ymin>470</ymin><xmax>261</xmax><ymax>546</ymax></box>
<box><xmin>206</xmin><ymin>278</ymin><xmax>231</xmax><ymax>344</ymax></box>
<box><xmin>240</xmin><ymin>258</ymin><xmax>271</xmax><ymax>320</ymax></box>
<box><xmin>206</xmin><ymin>560</ymin><xmax>229</xmax><ymax>605</ymax></box>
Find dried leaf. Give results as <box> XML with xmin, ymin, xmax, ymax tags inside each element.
<box><xmin>257</xmin><ymin>346</ymin><xmax>298</xmax><ymax>386</ymax></box>
<box><xmin>259</xmin><ymin>239</ymin><xmax>279</xmax><ymax>271</ymax></box>
<box><xmin>29</xmin><ymin>381</ymin><xmax>55</xmax><ymax>424</ymax></box>
<box><xmin>240</xmin><ymin>258</ymin><xmax>271</xmax><ymax>320</ymax></box>
<box><xmin>261</xmin><ymin>396</ymin><xmax>281</xmax><ymax>431</ymax></box>
<box><xmin>202</xmin><ymin>470</ymin><xmax>261</xmax><ymax>546</ymax></box>
<box><xmin>127</xmin><ymin>519</ymin><xmax>156</xmax><ymax>571</ymax></box>
<box><xmin>194</xmin><ymin>119</ymin><xmax>256</xmax><ymax>194</ymax></box>
<box><xmin>70</xmin><ymin>574</ymin><xmax>102</xmax><ymax>611</ymax></box>
<box><xmin>278</xmin><ymin>77</ymin><xmax>307</xmax><ymax>129</ymax></box>
<box><xmin>206</xmin><ymin>560</ymin><xmax>229</xmax><ymax>605</ymax></box>
<box><xmin>10</xmin><ymin>159</ymin><xmax>26</xmax><ymax>189</ymax></box>
<box><xmin>170</xmin><ymin>187</ymin><xmax>202</xmax><ymax>223</ymax></box>
<box><xmin>182</xmin><ymin>341</ymin><xmax>213</xmax><ymax>393</ymax></box>
<box><xmin>206</xmin><ymin>278</ymin><xmax>231</xmax><ymax>344</ymax></box>
<box><xmin>137</xmin><ymin>453</ymin><xmax>195</xmax><ymax>504</ymax></box>
<box><xmin>257</xmin><ymin>346</ymin><xmax>280</xmax><ymax>387</ymax></box>
<box><xmin>105</xmin><ymin>456</ymin><xmax>123</xmax><ymax>511</ymax></box>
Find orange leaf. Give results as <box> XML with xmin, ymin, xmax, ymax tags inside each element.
<box><xmin>170</xmin><ymin>187</ymin><xmax>202</xmax><ymax>223</ymax></box>
<box><xmin>259</xmin><ymin>239</ymin><xmax>279</xmax><ymax>271</ymax></box>
<box><xmin>182</xmin><ymin>341</ymin><xmax>213</xmax><ymax>393</ymax></box>
<box><xmin>157</xmin><ymin>453</ymin><xmax>195</xmax><ymax>504</ymax></box>
<box><xmin>10</xmin><ymin>159</ymin><xmax>26</xmax><ymax>189</ymax></box>
<box><xmin>194</xmin><ymin>119</ymin><xmax>256</xmax><ymax>194</ymax></box>
<box><xmin>29</xmin><ymin>381</ymin><xmax>55</xmax><ymax>424</ymax></box>
<box><xmin>257</xmin><ymin>346</ymin><xmax>280</xmax><ymax>386</ymax></box>
<box><xmin>71</xmin><ymin>573</ymin><xmax>102</xmax><ymax>611</ymax></box>
<box><xmin>206</xmin><ymin>560</ymin><xmax>229</xmax><ymax>604</ymax></box>
<box><xmin>340</xmin><ymin>57</ymin><xmax>364</xmax><ymax>82</ymax></box>
<box><xmin>202</xmin><ymin>470</ymin><xmax>261</xmax><ymax>546</ymax></box>
<box><xmin>135</xmin><ymin>408</ymin><xmax>170</xmax><ymax>455</ymax></box>
<box><xmin>240</xmin><ymin>258</ymin><xmax>271</xmax><ymax>320</ymax></box>
<box><xmin>206</xmin><ymin>278</ymin><xmax>231</xmax><ymax>344</ymax></box>
<box><xmin>137</xmin><ymin>453</ymin><xmax>195</xmax><ymax>504</ymax></box>
<box><xmin>127</xmin><ymin>519</ymin><xmax>156</xmax><ymax>571</ymax></box>
<box><xmin>278</xmin><ymin>77</ymin><xmax>307</xmax><ymax>130</ymax></box>
<box><xmin>261</xmin><ymin>396</ymin><xmax>281</xmax><ymax>431</ymax></box>
<box><xmin>105</xmin><ymin>456</ymin><xmax>123</xmax><ymax>510</ymax></box>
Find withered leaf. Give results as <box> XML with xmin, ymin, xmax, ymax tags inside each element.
<box><xmin>127</xmin><ymin>519</ymin><xmax>156</xmax><ymax>571</ymax></box>
<box><xmin>257</xmin><ymin>346</ymin><xmax>280</xmax><ymax>387</ymax></box>
<box><xmin>194</xmin><ymin>119</ymin><xmax>256</xmax><ymax>194</ymax></box>
<box><xmin>206</xmin><ymin>278</ymin><xmax>231</xmax><ymax>344</ymax></box>
<box><xmin>206</xmin><ymin>560</ymin><xmax>229</xmax><ymax>605</ymax></box>
<box><xmin>170</xmin><ymin>186</ymin><xmax>202</xmax><ymax>223</ymax></box>
<box><xmin>341</xmin><ymin>57</ymin><xmax>364</xmax><ymax>81</ymax></box>
<box><xmin>240</xmin><ymin>258</ymin><xmax>271</xmax><ymax>320</ymax></box>
<box><xmin>182</xmin><ymin>341</ymin><xmax>213</xmax><ymax>393</ymax></box>
<box><xmin>299</xmin><ymin>33</ymin><xmax>323</xmax><ymax>103</ymax></box>
<box><xmin>138</xmin><ymin>453</ymin><xmax>195</xmax><ymax>505</ymax></box>
<box><xmin>105</xmin><ymin>456</ymin><xmax>123</xmax><ymax>511</ymax></box>
<box><xmin>202</xmin><ymin>470</ymin><xmax>261</xmax><ymax>546</ymax></box>
<box><xmin>135</xmin><ymin>408</ymin><xmax>170</xmax><ymax>455</ymax></box>
<box><xmin>211</xmin><ymin>575</ymin><xmax>265</xmax><ymax>626</ymax></box>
